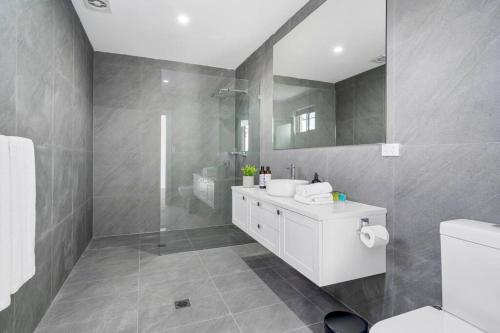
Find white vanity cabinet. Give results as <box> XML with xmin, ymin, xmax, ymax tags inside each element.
<box><xmin>231</xmin><ymin>186</ymin><xmax>387</xmax><ymax>287</ymax></box>
<box><xmin>248</xmin><ymin>198</ymin><xmax>281</xmax><ymax>256</ymax></box>
<box><xmin>281</xmin><ymin>209</ymin><xmax>320</xmax><ymax>282</ymax></box>
<box><xmin>231</xmin><ymin>192</ymin><xmax>248</xmax><ymax>231</ymax></box>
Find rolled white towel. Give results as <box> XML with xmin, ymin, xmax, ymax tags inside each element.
<box><xmin>294</xmin><ymin>194</ymin><xmax>332</xmax><ymax>205</ymax></box>
<box><xmin>295</xmin><ymin>182</ymin><xmax>332</xmax><ymax>197</ymax></box>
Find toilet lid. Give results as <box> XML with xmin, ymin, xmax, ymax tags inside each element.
<box><xmin>370</xmin><ymin>306</ymin><xmax>484</xmax><ymax>333</ymax></box>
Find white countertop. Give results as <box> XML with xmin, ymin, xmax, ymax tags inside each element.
<box><xmin>232</xmin><ymin>186</ymin><xmax>387</xmax><ymax>221</ymax></box>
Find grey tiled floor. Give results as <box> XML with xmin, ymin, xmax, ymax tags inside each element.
<box><xmin>36</xmin><ymin>227</ymin><xmax>348</xmax><ymax>333</ymax></box>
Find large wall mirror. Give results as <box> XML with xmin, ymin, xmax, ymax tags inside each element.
<box><xmin>272</xmin><ymin>0</ymin><xmax>386</xmax><ymax>149</ymax></box>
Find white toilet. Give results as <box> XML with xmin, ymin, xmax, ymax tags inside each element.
<box><xmin>371</xmin><ymin>219</ymin><xmax>500</xmax><ymax>333</ymax></box>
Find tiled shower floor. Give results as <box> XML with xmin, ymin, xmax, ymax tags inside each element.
<box><xmin>35</xmin><ymin>225</ymin><xmax>348</xmax><ymax>333</ymax></box>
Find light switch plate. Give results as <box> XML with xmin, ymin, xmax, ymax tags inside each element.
<box><xmin>381</xmin><ymin>143</ymin><xmax>400</xmax><ymax>157</ymax></box>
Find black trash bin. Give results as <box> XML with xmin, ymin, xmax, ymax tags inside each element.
<box><xmin>324</xmin><ymin>311</ymin><xmax>369</xmax><ymax>333</ymax></box>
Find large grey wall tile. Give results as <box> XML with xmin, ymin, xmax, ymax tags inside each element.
<box><xmin>0</xmin><ymin>0</ymin><xmax>93</xmax><ymax>330</ymax></box>
<box><xmin>15</xmin><ymin>55</ymin><xmax>53</xmax><ymax>146</ymax></box>
<box><xmin>393</xmin><ymin>0</ymin><xmax>500</xmax><ymax>144</ymax></box>
<box><xmin>51</xmin><ymin>216</ymin><xmax>75</xmax><ymax>296</ymax></box>
<box><xmin>53</xmin><ymin>0</ymin><xmax>75</xmax><ymax>82</ymax></box>
<box><xmin>393</xmin><ymin>143</ymin><xmax>500</xmax><ymax>262</ymax></box>
<box><xmin>35</xmin><ymin>147</ymin><xmax>53</xmax><ymax>240</ymax></box>
<box><xmin>93</xmin><ymin>195</ymin><xmax>143</xmax><ymax>236</ymax></box>
<box><xmin>53</xmin><ymin>73</ymin><xmax>74</xmax><ymax>149</ymax></box>
<box><xmin>0</xmin><ymin>0</ymin><xmax>16</xmax><ymax>136</ymax></box>
<box><xmin>53</xmin><ymin>149</ymin><xmax>73</xmax><ymax>225</ymax></box>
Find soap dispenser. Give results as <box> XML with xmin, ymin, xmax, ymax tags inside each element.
<box><xmin>311</xmin><ymin>172</ymin><xmax>321</xmax><ymax>183</ymax></box>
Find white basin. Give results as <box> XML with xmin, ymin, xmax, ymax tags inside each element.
<box><xmin>266</xmin><ymin>179</ymin><xmax>309</xmax><ymax>197</ymax></box>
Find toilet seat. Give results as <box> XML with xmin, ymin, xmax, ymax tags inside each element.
<box><xmin>370</xmin><ymin>306</ymin><xmax>484</xmax><ymax>333</ymax></box>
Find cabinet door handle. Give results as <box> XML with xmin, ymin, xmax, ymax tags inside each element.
<box><xmin>257</xmin><ymin>202</ymin><xmax>260</xmax><ymax>207</ymax></box>
<box><xmin>257</xmin><ymin>224</ymin><xmax>261</xmax><ymax>229</ymax></box>
<box><xmin>242</xmin><ymin>196</ymin><xmax>245</xmax><ymax>201</ymax></box>
<box><xmin>277</xmin><ymin>210</ymin><xmax>280</xmax><ymax>216</ymax></box>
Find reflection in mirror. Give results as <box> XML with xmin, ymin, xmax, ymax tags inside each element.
<box><xmin>273</xmin><ymin>0</ymin><xmax>386</xmax><ymax>149</ymax></box>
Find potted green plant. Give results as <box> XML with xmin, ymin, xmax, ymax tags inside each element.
<box><xmin>241</xmin><ymin>165</ymin><xmax>257</xmax><ymax>188</ymax></box>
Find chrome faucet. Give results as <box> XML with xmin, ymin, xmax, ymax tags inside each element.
<box><xmin>287</xmin><ymin>163</ymin><xmax>296</xmax><ymax>180</ymax></box>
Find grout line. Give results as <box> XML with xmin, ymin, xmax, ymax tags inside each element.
<box><xmin>194</xmin><ymin>251</ymin><xmax>244</xmax><ymax>333</ymax></box>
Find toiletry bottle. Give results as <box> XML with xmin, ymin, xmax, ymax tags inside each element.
<box><xmin>265</xmin><ymin>166</ymin><xmax>272</xmax><ymax>187</ymax></box>
<box><xmin>259</xmin><ymin>166</ymin><xmax>266</xmax><ymax>189</ymax></box>
<box><xmin>311</xmin><ymin>172</ymin><xmax>321</xmax><ymax>183</ymax></box>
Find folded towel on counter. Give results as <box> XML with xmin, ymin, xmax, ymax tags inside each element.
<box><xmin>295</xmin><ymin>182</ymin><xmax>333</xmax><ymax>197</ymax></box>
<box><xmin>0</xmin><ymin>135</ymin><xmax>11</xmax><ymax>310</ymax></box>
<box><xmin>307</xmin><ymin>193</ymin><xmax>332</xmax><ymax>201</ymax></box>
<box><xmin>294</xmin><ymin>194</ymin><xmax>332</xmax><ymax>205</ymax></box>
<box><xmin>8</xmin><ymin>136</ymin><xmax>36</xmax><ymax>296</ymax></box>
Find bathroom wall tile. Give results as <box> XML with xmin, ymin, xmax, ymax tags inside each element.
<box><xmin>52</xmin><ymin>148</ymin><xmax>73</xmax><ymax>225</ymax></box>
<box><xmin>325</xmin><ymin>145</ymin><xmax>395</xmax><ymax>231</ymax></box>
<box><xmin>72</xmin><ymin>151</ymin><xmax>88</xmax><ymax>207</ymax></box>
<box><xmin>53</xmin><ymin>73</ymin><xmax>74</xmax><ymax>149</ymax></box>
<box><xmin>73</xmin><ymin>200</ymin><xmax>92</xmax><ymax>260</ymax></box>
<box><xmin>139</xmin><ymin>193</ymin><xmax>160</xmax><ymax>234</ymax></box>
<box><xmin>72</xmin><ymin>92</ymin><xmax>92</xmax><ymax>151</ymax></box>
<box><xmin>1</xmin><ymin>0</ymin><xmax>93</xmax><ymax>330</ymax></box>
<box><xmin>93</xmin><ymin>59</ymin><xmax>142</xmax><ymax>109</ymax></box>
<box><xmin>0</xmin><ymin>0</ymin><xmax>16</xmax><ymax>136</ymax></box>
<box><xmin>93</xmin><ymin>106</ymin><xmax>144</xmax><ymax>153</ymax></box>
<box><xmin>93</xmin><ymin>195</ymin><xmax>143</xmax><ymax>236</ymax></box>
<box><xmin>288</xmin><ymin>148</ymin><xmax>329</xmax><ymax>182</ymax></box>
<box><xmin>53</xmin><ymin>0</ymin><xmax>74</xmax><ymax>82</ymax></box>
<box><xmin>13</xmin><ymin>237</ymin><xmax>53</xmax><ymax>333</ymax></box>
<box><xmin>51</xmin><ymin>216</ymin><xmax>75</xmax><ymax>297</ymax></box>
<box><xmin>34</xmin><ymin>146</ymin><xmax>53</xmax><ymax>240</ymax></box>
<box><xmin>93</xmin><ymin>150</ymin><xmax>143</xmax><ymax>197</ymax></box>
<box><xmin>393</xmin><ymin>0</ymin><xmax>500</xmax><ymax>145</ymax></box>
<box><xmin>17</xmin><ymin>0</ymin><xmax>54</xmax><ymax>61</ymax></box>
<box><xmin>15</xmin><ymin>53</ymin><xmax>53</xmax><ymax>147</ymax></box>
<box><xmin>393</xmin><ymin>143</ymin><xmax>500</xmax><ymax>262</ymax></box>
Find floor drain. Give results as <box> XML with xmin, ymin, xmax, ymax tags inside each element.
<box><xmin>174</xmin><ymin>299</ymin><xmax>191</xmax><ymax>309</ymax></box>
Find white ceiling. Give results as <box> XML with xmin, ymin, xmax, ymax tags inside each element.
<box><xmin>273</xmin><ymin>0</ymin><xmax>386</xmax><ymax>84</ymax></box>
<box><xmin>72</xmin><ymin>0</ymin><xmax>308</xmax><ymax>69</ymax></box>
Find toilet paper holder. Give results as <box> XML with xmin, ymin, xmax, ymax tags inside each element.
<box><xmin>357</xmin><ymin>217</ymin><xmax>369</xmax><ymax>233</ymax></box>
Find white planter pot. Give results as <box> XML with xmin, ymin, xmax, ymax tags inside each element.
<box><xmin>242</xmin><ymin>176</ymin><xmax>254</xmax><ymax>188</ymax></box>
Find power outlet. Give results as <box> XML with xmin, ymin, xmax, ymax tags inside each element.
<box><xmin>381</xmin><ymin>143</ymin><xmax>400</xmax><ymax>157</ymax></box>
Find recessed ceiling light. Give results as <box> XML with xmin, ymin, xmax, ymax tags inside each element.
<box><xmin>333</xmin><ymin>46</ymin><xmax>344</xmax><ymax>54</ymax></box>
<box><xmin>163</xmin><ymin>79</ymin><xmax>169</xmax><ymax>83</ymax></box>
<box><xmin>177</xmin><ymin>14</ymin><xmax>190</xmax><ymax>25</ymax></box>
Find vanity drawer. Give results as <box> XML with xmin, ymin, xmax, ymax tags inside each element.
<box><xmin>249</xmin><ymin>199</ymin><xmax>281</xmax><ymax>230</ymax></box>
<box><xmin>250</xmin><ymin>217</ymin><xmax>280</xmax><ymax>255</ymax></box>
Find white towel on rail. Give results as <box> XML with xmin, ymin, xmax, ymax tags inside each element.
<box><xmin>0</xmin><ymin>135</ymin><xmax>12</xmax><ymax>310</ymax></box>
<box><xmin>8</xmin><ymin>136</ymin><xmax>36</xmax><ymax>295</ymax></box>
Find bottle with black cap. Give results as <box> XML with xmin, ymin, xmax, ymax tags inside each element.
<box><xmin>259</xmin><ymin>166</ymin><xmax>266</xmax><ymax>189</ymax></box>
<box><xmin>311</xmin><ymin>172</ymin><xmax>321</xmax><ymax>183</ymax></box>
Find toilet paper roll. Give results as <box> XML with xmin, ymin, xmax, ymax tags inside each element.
<box><xmin>360</xmin><ymin>225</ymin><xmax>389</xmax><ymax>248</ymax></box>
